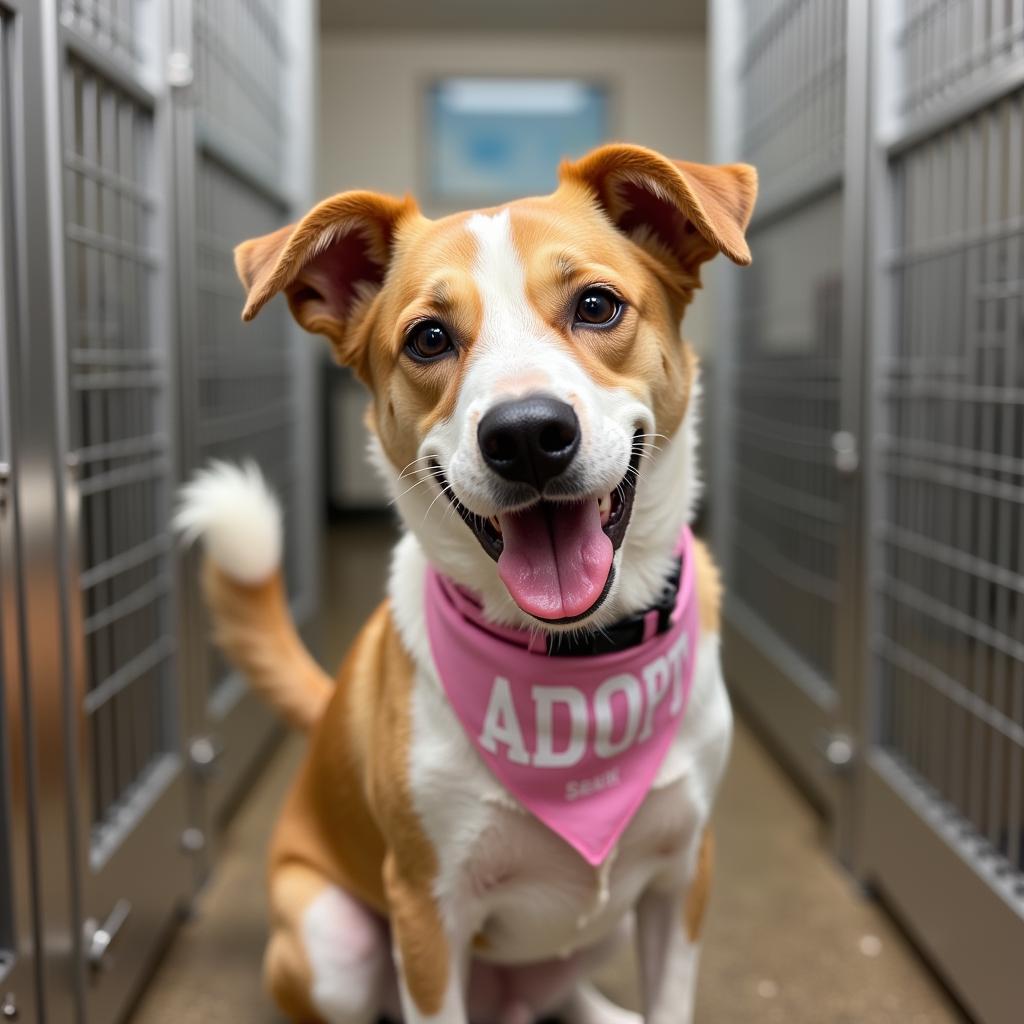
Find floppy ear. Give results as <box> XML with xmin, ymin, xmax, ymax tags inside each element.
<box><xmin>234</xmin><ymin>191</ymin><xmax>420</xmax><ymax>367</ymax></box>
<box><xmin>560</xmin><ymin>143</ymin><xmax>757</xmax><ymax>290</ymax></box>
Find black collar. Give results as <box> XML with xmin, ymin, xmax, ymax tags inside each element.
<box><xmin>545</xmin><ymin>555</ymin><xmax>684</xmax><ymax>657</ymax></box>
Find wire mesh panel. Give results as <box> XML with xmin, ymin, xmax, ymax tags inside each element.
<box><xmin>876</xmin><ymin>87</ymin><xmax>1024</xmax><ymax>879</ymax></box>
<box><xmin>193</xmin><ymin>0</ymin><xmax>285</xmax><ymax>184</ymax></box>
<box><xmin>62</xmin><ymin>55</ymin><xmax>176</xmax><ymax>841</ymax></box>
<box><xmin>59</xmin><ymin>0</ymin><xmax>145</xmax><ymax>68</ymax></box>
<box><xmin>731</xmin><ymin>197</ymin><xmax>844</xmax><ymax>684</ymax></box>
<box><xmin>726</xmin><ymin>0</ymin><xmax>849</xmax><ymax>691</ymax></box>
<box><xmin>895</xmin><ymin>0</ymin><xmax>1024</xmax><ymax>121</ymax></box>
<box><xmin>193</xmin><ymin>156</ymin><xmax>297</xmax><ymax>701</ymax></box>
<box><xmin>739</xmin><ymin>0</ymin><xmax>847</xmax><ymax>199</ymax></box>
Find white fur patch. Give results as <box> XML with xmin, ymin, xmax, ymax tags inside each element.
<box><xmin>174</xmin><ymin>460</ymin><xmax>282</xmax><ymax>584</ymax></box>
<box><xmin>466</xmin><ymin>209</ymin><xmax>526</xmax><ymax>310</ymax></box>
<box><xmin>302</xmin><ymin>885</ymin><xmax>385</xmax><ymax>1023</ymax></box>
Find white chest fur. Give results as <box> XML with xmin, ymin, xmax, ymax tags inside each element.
<box><xmin>388</xmin><ymin>533</ymin><xmax>733</xmax><ymax>964</ymax></box>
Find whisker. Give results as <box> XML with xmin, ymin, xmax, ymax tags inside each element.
<box><xmin>423</xmin><ymin>483</ymin><xmax>452</xmax><ymax>523</ymax></box>
<box><xmin>388</xmin><ymin>473</ymin><xmax>440</xmax><ymax>506</ymax></box>
<box><xmin>396</xmin><ymin>454</ymin><xmax>438</xmax><ymax>479</ymax></box>
<box><xmin>396</xmin><ymin>466</ymin><xmax>437</xmax><ymax>485</ymax></box>
<box><xmin>390</xmin><ymin>463</ymin><xmax>444</xmax><ymax>503</ymax></box>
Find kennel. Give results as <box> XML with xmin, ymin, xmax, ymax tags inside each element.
<box><xmin>710</xmin><ymin>2</ymin><xmax>1024</xmax><ymax>1022</ymax></box>
<box><xmin>0</xmin><ymin>1</ymin><xmax>316</xmax><ymax>1021</ymax></box>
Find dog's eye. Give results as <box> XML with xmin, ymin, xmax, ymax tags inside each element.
<box><xmin>405</xmin><ymin>322</ymin><xmax>454</xmax><ymax>361</ymax></box>
<box><xmin>574</xmin><ymin>288</ymin><xmax>621</xmax><ymax>327</ymax></box>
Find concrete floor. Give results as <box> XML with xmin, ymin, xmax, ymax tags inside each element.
<box><xmin>131</xmin><ymin>521</ymin><xmax>967</xmax><ymax>1024</ymax></box>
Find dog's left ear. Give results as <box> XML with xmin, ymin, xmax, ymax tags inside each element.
<box><xmin>560</xmin><ymin>143</ymin><xmax>757</xmax><ymax>282</ymax></box>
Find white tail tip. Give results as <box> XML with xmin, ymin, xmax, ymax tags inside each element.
<box><xmin>174</xmin><ymin>460</ymin><xmax>282</xmax><ymax>585</ymax></box>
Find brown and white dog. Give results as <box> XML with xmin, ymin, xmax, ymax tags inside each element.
<box><xmin>176</xmin><ymin>143</ymin><xmax>755</xmax><ymax>1024</ymax></box>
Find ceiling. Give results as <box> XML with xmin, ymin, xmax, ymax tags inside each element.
<box><xmin>319</xmin><ymin>0</ymin><xmax>706</xmax><ymax>34</ymax></box>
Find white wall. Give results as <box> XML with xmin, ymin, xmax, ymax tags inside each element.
<box><xmin>318</xmin><ymin>33</ymin><xmax>706</xmax><ymax>195</ymax></box>
<box><xmin>317</xmin><ymin>31</ymin><xmax>711</xmax><ymax>505</ymax></box>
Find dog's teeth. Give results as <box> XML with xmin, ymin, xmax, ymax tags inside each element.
<box><xmin>598</xmin><ymin>493</ymin><xmax>612</xmax><ymax>526</ymax></box>
<box><xmin>490</xmin><ymin>516</ymin><xmax>502</xmax><ymax>535</ymax></box>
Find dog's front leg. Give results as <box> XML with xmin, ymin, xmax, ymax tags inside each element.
<box><xmin>635</xmin><ymin>829</ymin><xmax>714</xmax><ymax>1024</ymax></box>
<box><xmin>384</xmin><ymin>854</ymin><xmax>469</xmax><ymax>1024</ymax></box>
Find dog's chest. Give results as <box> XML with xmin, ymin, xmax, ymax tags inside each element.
<box><xmin>406</xmin><ymin>633</ymin><xmax>731</xmax><ymax>963</ymax></box>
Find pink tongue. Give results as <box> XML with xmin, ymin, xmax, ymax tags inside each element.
<box><xmin>497</xmin><ymin>501</ymin><xmax>613</xmax><ymax>620</ymax></box>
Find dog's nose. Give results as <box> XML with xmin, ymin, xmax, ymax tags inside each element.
<box><xmin>477</xmin><ymin>395</ymin><xmax>580</xmax><ymax>490</ymax></box>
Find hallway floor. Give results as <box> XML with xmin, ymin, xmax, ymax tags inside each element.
<box><xmin>131</xmin><ymin>521</ymin><xmax>966</xmax><ymax>1024</ymax></box>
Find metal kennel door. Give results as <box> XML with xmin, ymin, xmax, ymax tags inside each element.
<box><xmin>858</xmin><ymin>2</ymin><xmax>1024</xmax><ymax>1021</ymax></box>
<box><xmin>0</xmin><ymin>3</ymin><xmax>40</xmax><ymax>1016</ymax></box>
<box><xmin>0</xmin><ymin>2</ymin><xmax>315</xmax><ymax>1020</ymax></box>
<box><xmin>173</xmin><ymin>0</ymin><xmax>318</xmax><ymax>848</ymax></box>
<box><xmin>710</xmin><ymin>0</ymin><xmax>864</xmax><ymax>822</ymax></box>
<box><xmin>53</xmin><ymin>3</ymin><xmax>192</xmax><ymax>1021</ymax></box>
<box><xmin>713</xmin><ymin>0</ymin><xmax>1024</xmax><ymax>1018</ymax></box>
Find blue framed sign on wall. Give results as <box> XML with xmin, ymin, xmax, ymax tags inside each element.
<box><xmin>426</xmin><ymin>77</ymin><xmax>609</xmax><ymax>204</ymax></box>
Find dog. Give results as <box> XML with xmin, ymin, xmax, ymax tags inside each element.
<box><xmin>176</xmin><ymin>143</ymin><xmax>756</xmax><ymax>1024</ymax></box>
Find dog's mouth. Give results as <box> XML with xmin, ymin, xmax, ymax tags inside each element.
<box><xmin>434</xmin><ymin>437</ymin><xmax>642</xmax><ymax>623</ymax></box>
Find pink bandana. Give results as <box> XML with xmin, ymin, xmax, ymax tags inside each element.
<box><xmin>424</xmin><ymin>527</ymin><xmax>699</xmax><ymax>865</ymax></box>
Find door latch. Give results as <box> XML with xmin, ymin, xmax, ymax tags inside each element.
<box><xmin>84</xmin><ymin>899</ymin><xmax>132</xmax><ymax>972</ymax></box>
<box><xmin>167</xmin><ymin>52</ymin><xmax>194</xmax><ymax>89</ymax></box>
<box><xmin>831</xmin><ymin>430</ymin><xmax>859</xmax><ymax>475</ymax></box>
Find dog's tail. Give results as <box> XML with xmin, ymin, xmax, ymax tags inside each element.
<box><xmin>174</xmin><ymin>461</ymin><xmax>331</xmax><ymax>732</ymax></box>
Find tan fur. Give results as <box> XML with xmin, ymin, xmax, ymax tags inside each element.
<box><xmin>265</xmin><ymin>602</ymin><xmax>448</xmax><ymax>1017</ymax></box>
<box><xmin>693</xmin><ymin>538</ymin><xmax>723</xmax><ymax>636</ymax></box>
<box><xmin>202</xmin><ymin>564</ymin><xmax>332</xmax><ymax>731</ymax></box>
<box><xmin>264</xmin><ymin>864</ymin><xmax>327</xmax><ymax>1022</ymax></box>
<box><xmin>684</xmin><ymin>828</ymin><xmax>715</xmax><ymax>942</ymax></box>
<box><xmin>560</xmin><ymin>145</ymin><xmax>757</xmax><ymax>269</ymax></box>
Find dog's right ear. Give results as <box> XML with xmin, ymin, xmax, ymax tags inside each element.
<box><xmin>234</xmin><ymin>191</ymin><xmax>420</xmax><ymax>369</ymax></box>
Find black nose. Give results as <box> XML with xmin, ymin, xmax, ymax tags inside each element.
<box><xmin>478</xmin><ymin>395</ymin><xmax>580</xmax><ymax>490</ymax></box>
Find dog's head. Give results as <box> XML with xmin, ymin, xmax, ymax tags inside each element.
<box><xmin>236</xmin><ymin>144</ymin><xmax>755</xmax><ymax>631</ymax></box>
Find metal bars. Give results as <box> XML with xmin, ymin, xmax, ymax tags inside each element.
<box><xmin>60</xmin><ymin>0</ymin><xmax>142</xmax><ymax>67</ymax></box>
<box><xmin>867</xmin><ymin>3</ymin><xmax>1024</xmax><ymax>1020</ymax></box>
<box><xmin>176</xmin><ymin>0</ymin><xmax>316</xmax><ymax>840</ymax></box>
<box><xmin>713</xmin><ymin>0</ymin><xmax>1024</xmax><ymax>1017</ymax></box>
<box><xmin>739</xmin><ymin>0</ymin><xmax>847</xmax><ymax>209</ymax></box>
<box><xmin>0</xmin><ymin>4</ymin><xmax>12</xmax><ymax>481</ymax></box>
<box><xmin>192</xmin><ymin>153</ymin><xmax>297</xmax><ymax>700</ymax></box>
<box><xmin>193</xmin><ymin>0</ymin><xmax>285</xmax><ymax>186</ymax></box>
<box><xmin>731</xmin><ymin>196</ymin><xmax>845</xmax><ymax>685</ymax></box>
<box><xmin>876</xmin><ymin>79</ymin><xmax>1024</xmax><ymax>879</ymax></box>
<box><xmin>725</xmin><ymin>0</ymin><xmax>848</xmax><ymax>695</ymax></box>
<box><xmin>0</xmin><ymin>1</ymin><xmax>17</xmax><ymax>988</ymax></box>
<box><xmin>61</xmin><ymin>54</ymin><xmax>176</xmax><ymax>839</ymax></box>
<box><xmin>895</xmin><ymin>0</ymin><xmax>1024</xmax><ymax>119</ymax></box>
